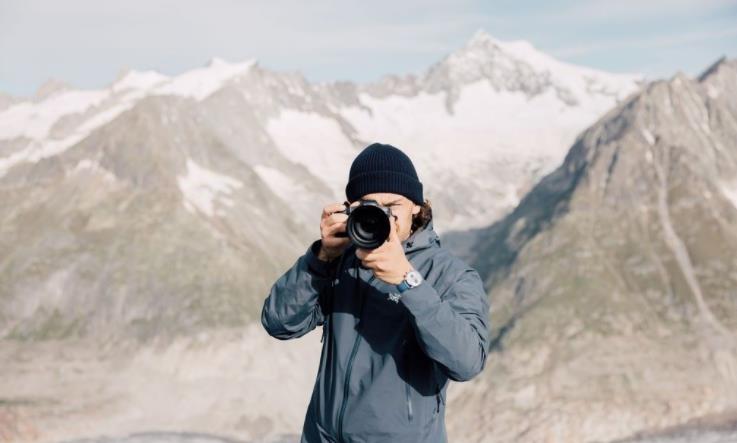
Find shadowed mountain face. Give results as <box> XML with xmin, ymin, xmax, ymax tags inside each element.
<box><xmin>445</xmin><ymin>58</ymin><xmax>737</xmax><ymax>442</ymax></box>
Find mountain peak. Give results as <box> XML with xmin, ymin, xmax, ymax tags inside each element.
<box><xmin>424</xmin><ymin>30</ymin><xmax>640</xmax><ymax>107</ymax></box>
<box><xmin>206</xmin><ymin>56</ymin><xmax>228</xmax><ymax>68</ymax></box>
<box><xmin>467</xmin><ymin>29</ymin><xmax>502</xmax><ymax>47</ymax></box>
<box><xmin>698</xmin><ymin>55</ymin><xmax>729</xmax><ymax>82</ymax></box>
<box><xmin>204</xmin><ymin>56</ymin><xmax>257</xmax><ymax>71</ymax></box>
<box><xmin>147</xmin><ymin>56</ymin><xmax>257</xmax><ymax>101</ymax></box>
<box><xmin>111</xmin><ymin>68</ymin><xmax>169</xmax><ymax>92</ymax></box>
<box><xmin>34</xmin><ymin>78</ymin><xmax>73</xmax><ymax>101</ymax></box>
<box><xmin>463</xmin><ymin>29</ymin><xmax>541</xmax><ymax>60</ymax></box>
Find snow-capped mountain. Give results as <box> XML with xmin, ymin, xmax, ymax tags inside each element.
<box><xmin>0</xmin><ymin>30</ymin><xmax>641</xmax><ymax>235</ymax></box>
<box><xmin>0</xmin><ymin>29</ymin><xmax>644</xmax><ymax>342</ymax></box>
<box><xmin>334</xmin><ymin>30</ymin><xmax>641</xmax><ymax>230</ymax></box>
<box><xmin>0</xmin><ymin>57</ymin><xmax>255</xmax><ymax>174</ymax></box>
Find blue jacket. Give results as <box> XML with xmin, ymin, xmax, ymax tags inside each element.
<box><xmin>261</xmin><ymin>218</ymin><xmax>490</xmax><ymax>443</ymax></box>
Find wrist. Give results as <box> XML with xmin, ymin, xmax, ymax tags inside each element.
<box><xmin>395</xmin><ymin>263</ymin><xmax>421</xmax><ymax>290</ymax></box>
<box><xmin>317</xmin><ymin>245</ymin><xmax>339</xmax><ymax>262</ymax></box>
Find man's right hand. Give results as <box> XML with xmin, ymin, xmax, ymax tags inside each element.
<box><xmin>318</xmin><ymin>202</ymin><xmax>351</xmax><ymax>262</ymax></box>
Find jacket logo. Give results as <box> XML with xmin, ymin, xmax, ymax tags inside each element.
<box><xmin>387</xmin><ymin>292</ymin><xmax>401</xmax><ymax>303</ymax></box>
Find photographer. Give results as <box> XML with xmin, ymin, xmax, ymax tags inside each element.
<box><xmin>261</xmin><ymin>142</ymin><xmax>490</xmax><ymax>443</ymax></box>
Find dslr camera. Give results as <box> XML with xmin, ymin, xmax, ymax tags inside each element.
<box><xmin>335</xmin><ymin>199</ymin><xmax>395</xmax><ymax>249</ymax></box>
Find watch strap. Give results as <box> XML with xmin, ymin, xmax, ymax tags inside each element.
<box><xmin>396</xmin><ymin>280</ymin><xmax>411</xmax><ymax>293</ymax></box>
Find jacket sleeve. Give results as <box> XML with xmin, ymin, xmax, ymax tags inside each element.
<box><xmin>400</xmin><ymin>263</ymin><xmax>490</xmax><ymax>382</ymax></box>
<box><xmin>261</xmin><ymin>239</ymin><xmax>339</xmax><ymax>340</ymax></box>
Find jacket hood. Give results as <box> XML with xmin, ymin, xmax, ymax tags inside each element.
<box><xmin>401</xmin><ymin>217</ymin><xmax>440</xmax><ymax>254</ymax></box>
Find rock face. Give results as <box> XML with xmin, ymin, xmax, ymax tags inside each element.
<box><xmin>453</xmin><ymin>58</ymin><xmax>737</xmax><ymax>442</ymax></box>
<box><xmin>0</xmin><ymin>94</ymin><xmax>315</xmax><ymax>342</ymax></box>
<box><xmin>0</xmin><ymin>30</ymin><xmax>639</xmax><ymax>342</ymax></box>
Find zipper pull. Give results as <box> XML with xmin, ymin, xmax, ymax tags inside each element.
<box><xmin>405</xmin><ymin>383</ymin><xmax>413</xmax><ymax>422</ymax></box>
<box><xmin>320</xmin><ymin>319</ymin><xmax>328</xmax><ymax>343</ymax></box>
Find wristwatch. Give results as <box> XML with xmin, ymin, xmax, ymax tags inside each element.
<box><xmin>396</xmin><ymin>268</ymin><xmax>424</xmax><ymax>294</ymax></box>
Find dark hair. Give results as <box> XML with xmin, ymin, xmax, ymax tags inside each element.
<box><xmin>410</xmin><ymin>198</ymin><xmax>433</xmax><ymax>235</ymax></box>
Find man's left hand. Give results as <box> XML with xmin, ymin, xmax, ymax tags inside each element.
<box><xmin>355</xmin><ymin>215</ymin><xmax>413</xmax><ymax>285</ymax></box>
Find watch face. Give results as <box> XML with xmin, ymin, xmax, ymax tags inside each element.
<box><xmin>406</xmin><ymin>270</ymin><xmax>423</xmax><ymax>287</ymax></box>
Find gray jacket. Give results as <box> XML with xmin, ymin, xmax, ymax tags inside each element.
<box><xmin>261</xmin><ymin>218</ymin><xmax>490</xmax><ymax>443</ymax></box>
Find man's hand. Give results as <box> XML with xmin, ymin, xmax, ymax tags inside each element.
<box><xmin>319</xmin><ymin>202</ymin><xmax>351</xmax><ymax>262</ymax></box>
<box><xmin>355</xmin><ymin>214</ymin><xmax>413</xmax><ymax>285</ymax></box>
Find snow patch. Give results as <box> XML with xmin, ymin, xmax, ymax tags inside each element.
<box><xmin>344</xmin><ymin>79</ymin><xmax>626</xmax><ymax>173</ymax></box>
<box><xmin>641</xmin><ymin>128</ymin><xmax>656</xmax><ymax>146</ymax></box>
<box><xmin>69</xmin><ymin>158</ymin><xmax>117</xmax><ymax>183</ymax></box>
<box><xmin>0</xmin><ymin>58</ymin><xmax>257</xmax><ymax>177</ymax></box>
<box><xmin>0</xmin><ymin>101</ymin><xmax>137</xmax><ymax>178</ymax></box>
<box><xmin>177</xmin><ymin>158</ymin><xmax>243</xmax><ymax>217</ymax></box>
<box><xmin>336</xmin><ymin>77</ymin><xmax>635</xmax><ymax>231</ymax></box>
<box><xmin>706</xmin><ymin>84</ymin><xmax>720</xmax><ymax>99</ymax></box>
<box><xmin>153</xmin><ymin>58</ymin><xmax>256</xmax><ymax>101</ymax></box>
<box><xmin>0</xmin><ymin>58</ymin><xmax>255</xmax><ymax>144</ymax></box>
<box><xmin>0</xmin><ymin>90</ymin><xmax>109</xmax><ymax>140</ymax></box>
<box><xmin>254</xmin><ymin>165</ymin><xmax>304</xmax><ymax>203</ymax></box>
<box><xmin>460</xmin><ymin>30</ymin><xmax>640</xmax><ymax>104</ymax></box>
<box><xmin>722</xmin><ymin>182</ymin><xmax>737</xmax><ymax>210</ymax></box>
<box><xmin>265</xmin><ymin>109</ymin><xmax>355</xmax><ymax>192</ymax></box>
<box><xmin>112</xmin><ymin>70</ymin><xmax>169</xmax><ymax>93</ymax></box>
<box><xmin>502</xmin><ymin>182</ymin><xmax>520</xmax><ymax>208</ymax></box>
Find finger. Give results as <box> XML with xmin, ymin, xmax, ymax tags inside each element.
<box><xmin>388</xmin><ymin>214</ymin><xmax>399</xmax><ymax>243</ymax></box>
<box><xmin>326</xmin><ymin>237</ymin><xmax>350</xmax><ymax>249</ymax></box>
<box><xmin>363</xmin><ymin>259</ymin><xmax>382</xmax><ymax>271</ymax></box>
<box><xmin>326</xmin><ymin>212</ymin><xmax>348</xmax><ymax>226</ymax></box>
<box><xmin>360</xmin><ymin>258</ymin><xmax>380</xmax><ymax>272</ymax></box>
<box><xmin>322</xmin><ymin>202</ymin><xmax>348</xmax><ymax>220</ymax></box>
<box><xmin>356</xmin><ymin>248</ymin><xmax>380</xmax><ymax>262</ymax></box>
<box><xmin>326</xmin><ymin>221</ymin><xmax>347</xmax><ymax>237</ymax></box>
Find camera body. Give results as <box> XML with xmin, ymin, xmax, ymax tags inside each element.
<box><xmin>335</xmin><ymin>199</ymin><xmax>395</xmax><ymax>249</ymax></box>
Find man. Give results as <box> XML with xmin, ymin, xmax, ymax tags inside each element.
<box><xmin>261</xmin><ymin>142</ymin><xmax>490</xmax><ymax>443</ymax></box>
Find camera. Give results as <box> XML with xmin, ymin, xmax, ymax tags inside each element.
<box><xmin>335</xmin><ymin>199</ymin><xmax>395</xmax><ymax>249</ymax></box>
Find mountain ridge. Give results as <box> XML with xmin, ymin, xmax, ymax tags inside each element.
<box><xmin>445</xmin><ymin>57</ymin><xmax>737</xmax><ymax>443</ymax></box>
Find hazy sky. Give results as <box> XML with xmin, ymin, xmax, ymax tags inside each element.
<box><xmin>2</xmin><ymin>0</ymin><xmax>736</xmax><ymax>96</ymax></box>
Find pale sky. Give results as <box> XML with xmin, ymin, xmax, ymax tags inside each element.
<box><xmin>1</xmin><ymin>0</ymin><xmax>736</xmax><ymax>97</ymax></box>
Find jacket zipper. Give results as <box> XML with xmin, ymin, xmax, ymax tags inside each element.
<box><xmin>435</xmin><ymin>383</ymin><xmax>442</xmax><ymax>416</ymax></box>
<box><xmin>405</xmin><ymin>343</ymin><xmax>413</xmax><ymax>422</ymax></box>
<box><xmin>336</xmin><ymin>265</ymin><xmax>372</xmax><ymax>443</ymax></box>
<box><xmin>337</xmin><ymin>327</ymin><xmax>362</xmax><ymax>442</ymax></box>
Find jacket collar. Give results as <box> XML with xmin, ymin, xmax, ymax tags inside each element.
<box><xmin>401</xmin><ymin>218</ymin><xmax>440</xmax><ymax>254</ymax></box>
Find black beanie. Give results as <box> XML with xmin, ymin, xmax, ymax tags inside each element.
<box><xmin>345</xmin><ymin>142</ymin><xmax>423</xmax><ymax>205</ymax></box>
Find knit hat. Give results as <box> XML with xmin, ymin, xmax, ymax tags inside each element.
<box><xmin>345</xmin><ymin>142</ymin><xmax>423</xmax><ymax>205</ymax></box>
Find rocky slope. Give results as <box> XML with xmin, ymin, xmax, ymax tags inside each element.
<box><xmin>450</xmin><ymin>57</ymin><xmax>737</xmax><ymax>442</ymax></box>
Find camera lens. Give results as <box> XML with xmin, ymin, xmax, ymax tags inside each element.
<box><xmin>347</xmin><ymin>204</ymin><xmax>390</xmax><ymax>249</ymax></box>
